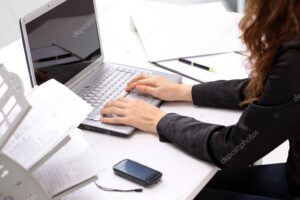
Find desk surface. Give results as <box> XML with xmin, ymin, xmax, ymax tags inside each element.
<box><xmin>0</xmin><ymin>0</ymin><xmax>243</xmax><ymax>199</ymax></box>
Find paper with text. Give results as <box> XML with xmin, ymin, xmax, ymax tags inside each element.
<box><xmin>3</xmin><ymin>79</ymin><xmax>92</xmax><ymax>170</ymax></box>
<box><xmin>33</xmin><ymin>128</ymin><xmax>102</xmax><ymax>199</ymax></box>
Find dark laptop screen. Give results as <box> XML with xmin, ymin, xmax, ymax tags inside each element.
<box><xmin>25</xmin><ymin>0</ymin><xmax>101</xmax><ymax>85</ymax></box>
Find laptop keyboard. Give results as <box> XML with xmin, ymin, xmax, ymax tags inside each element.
<box><xmin>79</xmin><ymin>66</ymin><xmax>155</xmax><ymax>121</ymax></box>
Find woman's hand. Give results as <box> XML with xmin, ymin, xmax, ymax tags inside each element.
<box><xmin>100</xmin><ymin>98</ymin><xmax>167</xmax><ymax>133</ymax></box>
<box><xmin>126</xmin><ymin>74</ymin><xmax>193</xmax><ymax>102</ymax></box>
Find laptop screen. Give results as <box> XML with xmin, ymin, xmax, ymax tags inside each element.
<box><xmin>25</xmin><ymin>0</ymin><xmax>101</xmax><ymax>85</ymax></box>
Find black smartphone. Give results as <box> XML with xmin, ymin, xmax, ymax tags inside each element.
<box><xmin>113</xmin><ymin>159</ymin><xmax>162</xmax><ymax>187</ymax></box>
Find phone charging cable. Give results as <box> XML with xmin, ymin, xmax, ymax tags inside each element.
<box><xmin>94</xmin><ymin>181</ymin><xmax>143</xmax><ymax>192</ymax></box>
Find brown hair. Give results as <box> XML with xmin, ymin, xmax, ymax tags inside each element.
<box><xmin>240</xmin><ymin>0</ymin><xmax>300</xmax><ymax>104</ymax></box>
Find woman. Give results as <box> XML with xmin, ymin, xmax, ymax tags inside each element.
<box><xmin>101</xmin><ymin>0</ymin><xmax>300</xmax><ymax>199</ymax></box>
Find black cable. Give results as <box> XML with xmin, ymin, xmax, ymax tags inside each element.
<box><xmin>94</xmin><ymin>182</ymin><xmax>143</xmax><ymax>193</ymax></box>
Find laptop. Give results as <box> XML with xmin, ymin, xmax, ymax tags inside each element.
<box><xmin>20</xmin><ymin>0</ymin><xmax>181</xmax><ymax>137</ymax></box>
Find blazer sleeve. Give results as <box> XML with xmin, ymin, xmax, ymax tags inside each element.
<box><xmin>157</xmin><ymin>45</ymin><xmax>300</xmax><ymax>169</ymax></box>
<box><xmin>192</xmin><ymin>79</ymin><xmax>249</xmax><ymax>110</ymax></box>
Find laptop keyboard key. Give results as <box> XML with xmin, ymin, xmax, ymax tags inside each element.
<box><xmin>79</xmin><ymin>66</ymin><xmax>153</xmax><ymax>121</ymax></box>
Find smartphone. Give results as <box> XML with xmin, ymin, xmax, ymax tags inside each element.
<box><xmin>113</xmin><ymin>159</ymin><xmax>162</xmax><ymax>187</ymax></box>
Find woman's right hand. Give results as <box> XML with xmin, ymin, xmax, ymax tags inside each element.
<box><xmin>126</xmin><ymin>74</ymin><xmax>193</xmax><ymax>102</ymax></box>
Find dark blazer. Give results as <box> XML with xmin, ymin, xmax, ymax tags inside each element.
<box><xmin>157</xmin><ymin>40</ymin><xmax>300</xmax><ymax>195</ymax></box>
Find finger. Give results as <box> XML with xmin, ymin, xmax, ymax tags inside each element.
<box><xmin>126</xmin><ymin>74</ymin><xmax>153</xmax><ymax>91</ymax></box>
<box><xmin>116</xmin><ymin>97</ymin><xmax>129</xmax><ymax>103</ymax></box>
<box><xmin>104</xmin><ymin>99</ymin><xmax>127</xmax><ymax>108</ymax></box>
<box><xmin>127</xmin><ymin>73</ymin><xmax>151</xmax><ymax>85</ymax></box>
<box><xmin>100</xmin><ymin>117</ymin><xmax>128</xmax><ymax>125</ymax></box>
<box><xmin>135</xmin><ymin>85</ymin><xmax>157</xmax><ymax>97</ymax></box>
<box><xmin>100</xmin><ymin>107</ymin><xmax>127</xmax><ymax>116</ymax></box>
<box><xmin>127</xmin><ymin>78</ymin><xmax>158</xmax><ymax>91</ymax></box>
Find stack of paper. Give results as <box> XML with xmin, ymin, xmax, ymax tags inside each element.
<box><xmin>1</xmin><ymin>64</ymin><xmax>103</xmax><ymax>199</ymax></box>
<box><xmin>3</xmin><ymin>79</ymin><xmax>92</xmax><ymax>172</ymax></box>
<box><xmin>33</xmin><ymin>128</ymin><xmax>102</xmax><ymax>200</ymax></box>
<box><xmin>130</xmin><ymin>1</ymin><xmax>245</xmax><ymax>61</ymax></box>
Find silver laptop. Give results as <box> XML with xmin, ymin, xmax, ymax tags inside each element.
<box><xmin>20</xmin><ymin>0</ymin><xmax>181</xmax><ymax>137</ymax></box>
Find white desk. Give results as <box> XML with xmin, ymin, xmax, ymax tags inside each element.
<box><xmin>0</xmin><ymin>0</ymin><xmax>243</xmax><ymax>199</ymax></box>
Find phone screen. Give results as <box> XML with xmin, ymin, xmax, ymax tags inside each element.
<box><xmin>115</xmin><ymin>159</ymin><xmax>159</xmax><ymax>181</ymax></box>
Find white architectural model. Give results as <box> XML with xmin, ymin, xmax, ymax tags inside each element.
<box><xmin>0</xmin><ymin>64</ymin><xmax>100</xmax><ymax>200</ymax></box>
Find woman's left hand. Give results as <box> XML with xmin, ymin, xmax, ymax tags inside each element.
<box><xmin>100</xmin><ymin>98</ymin><xmax>167</xmax><ymax>134</ymax></box>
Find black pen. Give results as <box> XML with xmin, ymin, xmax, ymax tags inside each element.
<box><xmin>178</xmin><ymin>58</ymin><xmax>216</xmax><ymax>72</ymax></box>
<box><xmin>150</xmin><ymin>62</ymin><xmax>204</xmax><ymax>83</ymax></box>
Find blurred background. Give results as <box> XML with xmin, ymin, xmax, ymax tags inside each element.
<box><xmin>0</xmin><ymin>0</ymin><xmax>246</xmax><ymax>48</ymax></box>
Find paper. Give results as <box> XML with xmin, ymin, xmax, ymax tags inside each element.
<box><xmin>130</xmin><ymin>1</ymin><xmax>245</xmax><ymax>61</ymax></box>
<box><xmin>0</xmin><ymin>64</ymin><xmax>31</xmax><ymax>150</ymax></box>
<box><xmin>3</xmin><ymin>79</ymin><xmax>92</xmax><ymax>170</ymax></box>
<box><xmin>33</xmin><ymin>128</ymin><xmax>103</xmax><ymax>199</ymax></box>
<box><xmin>157</xmin><ymin>52</ymin><xmax>250</xmax><ymax>82</ymax></box>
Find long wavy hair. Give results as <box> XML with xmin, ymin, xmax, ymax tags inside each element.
<box><xmin>240</xmin><ymin>0</ymin><xmax>300</xmax><ymax>104</ymax></box>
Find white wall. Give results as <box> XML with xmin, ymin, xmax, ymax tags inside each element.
<box><xmin>0</xmin><ymin>0</ymin><xmax>49</xmax><ymax>47</ymax></box>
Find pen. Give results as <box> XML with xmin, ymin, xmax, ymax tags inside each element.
<box><xmin>178</xmin><ymin>58</ymin><xmax>216</xmax><ymax>72</ymax></box>
<box><xmin>150</xmin><ymin>62</ymin><xmax>204</xmax><ymax>83</ymax></box>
